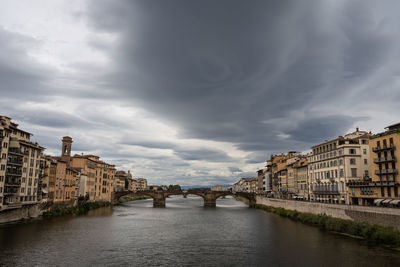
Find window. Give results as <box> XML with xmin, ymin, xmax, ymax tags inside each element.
<box><xmin>350</xmin><ymin>158</ymin><xmax>356</xmax><ymax>165</ymax></box>
<box><xmin>339</xmin><ymin>150</ymin><xmax>343</xmax><ymax>155</ymax></box>
<box><xmin>364</xmin><ymin>159</ymin><xmax>368</xmax><ymax>165</ymax></box>
<box><xmin>349</xmin><ymin>149</ymin><xmax>356</xmax><ymax>155</ymax></box>
<box><xmin>339</xmin><ymin>159</ymin><xmax>343</xmax><ymax>165</ymax></box>
<box><xmin>351</xmin><ymin>168</ymin><xmax>357</xmax><ymax>177</ymax></box>
<box><xmin>362</xmin><ymin>139</ymin><xmax>367</xmax><ymax>144</ymax></box>
<box><xmin>0</xmin><ymin>165</ymin><xmax>4</xmax><ymax>171</ymax></box>
<box><xmin>340</xmin><ymin>169</ymin><xmax>344</xmax><ymax>178</ymax></box>
<box><xmin>363</xmin><ymin>149</ymin><xmax>367</xmax><ymax>155</ymax></box>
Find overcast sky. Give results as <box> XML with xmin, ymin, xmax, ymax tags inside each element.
<box><xmin>1</xmin><ymin>0</ymin><xmax>399</xmax><ymax>186</ymax></box>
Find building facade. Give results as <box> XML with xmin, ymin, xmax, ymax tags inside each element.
<box><xmin>348</xmin><ymin>123</ymin><xmax>400</xmax><ymax>206</ymax></box>
<box><xmin>308</xmin><ymin>128</ymin><xmax>371</xmax><ymax>204</ymax></box>
<box><xmin>0</xmin><ymin>116</ymin><xmax>44</xmax><ymax>210</ymax></box>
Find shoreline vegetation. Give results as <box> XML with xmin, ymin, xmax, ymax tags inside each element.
<box><xmin>42</xmin><ymin>201</ymin><xmax>111</xmax><ymax>218</ymax></box>
<box><xmin>119</xmin><ymin>195</ymin><xmax>151</xmax><ymax>203</ymax></box>
<box><xmin>254</xmin><ymin>204</ymin><xmax>400</xmax><ymax>251</ymax></box>
<box><xmin>41</xmin><ymin>195</ymin><xmax>151</xmax><ymax>219</ymax></box>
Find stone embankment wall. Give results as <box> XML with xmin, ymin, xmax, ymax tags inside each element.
<box><xmin>0</xmin><ymin>204</ymin><xmax>43</xmax><ymax>224</ymax></box>
<box><xmin>256</xmin><ymin>196</ymin><xmax>400</xmax><ymax>230</ymax></box>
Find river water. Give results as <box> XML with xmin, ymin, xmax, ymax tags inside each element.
<box><xmin>1</xmin><ymin>195</ymin><xmax>400</xmax><ymax>266</ymax></box>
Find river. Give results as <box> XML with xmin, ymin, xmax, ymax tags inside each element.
<box><xmin>0</xmin><ymin>195</ymin><xmax>399</xmax><ymax>266</ymax></box>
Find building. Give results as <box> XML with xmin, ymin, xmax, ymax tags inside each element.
<box><xmin>347</xmin><ymin>123</ymin><xmax>400</xmax><ymax>206</ymax></box>
<box><xmin>211</xmin><ymin>185</ymin><xmax>230</xmax><ymax>191</ymax></box>
<box><xmin>232</xmin><ymin>178</ymin><xmax>258</xmax><ymax>193</ymax></box>
<box><xmin>0</xmin><ymin>116</ymin><xmax>45</xmax><ymax>210</ymax></box>
<box><xmin>136</xmin><ymin>178</ymin><xmax>148</xmax><ymax>191</ymax></box>
<box><xmin>46</xmin><ymin>136</ymin><xmax>116</xmax><ymax>203</ymax></box>
<box><xmin>256</xmin><ymin>168</ymin><xmax>267</xmax><ymax>193</ymax></box>
<box><xmin>129</xmin><ymin>178</ymin><xmax>138</xmax><ymax>192</ymax></box>
<box><xmin>268</xmin><ymin>152</ymin><xmax>301</xmax><ymax>199</ymax></box>
<box><xmin>293</xmin><ymin>157</ymin><xmax>308</xmax><ymax>200</ymax></box>
<box><xmin>308</xmin><ymin>128</ymin><xmax>371</xmax><ymax>204</ymax></box>
<box><xmin>115</xmin><ymin>170</ymin><xmax>132</xmax><ymax>192</ymax></box>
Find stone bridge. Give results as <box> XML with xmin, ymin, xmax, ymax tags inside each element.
<box><xmin>112</xmin><ymin>189</ymin><xmax>256</xmax><ymax>208</ymax></box>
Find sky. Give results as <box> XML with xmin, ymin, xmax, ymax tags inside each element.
<box><xmin>1</xmin><ymin>0</ymin><xmax>400</xmax><ymax>186</ymax></box>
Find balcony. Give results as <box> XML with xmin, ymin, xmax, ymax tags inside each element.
<box><xmin>5</xmin><ymin>169</ymin><xmax>22</xmax><ymax>176</ymax></box>
<box><xmin>312</xmin><ymin>190</ymin><xmax>340</xmax><ymax>195</ymax></box>
<box><xmin>375</xmin><ymin>169</ymin><xmax>398</xmax><ymax>175</ymax></box>
<box><xmin>5</xmin><ymin>178</ymin><xmax>21</xmax><ymax>186</ymax></box>
<box><xmin>8</xmin><ymin>148</ymin><xmax>25</xmax><ymax>156</ymax></box>
<box><xmin>373</xmin><ymin>144</ymin><xmax>395</xmax><ymax>152</ymax></box>
<box><xmin>7</xmin><ymin>159</ymin><xmax>23</xmax><ymax>166</ymax></box>
<box><xmin>3</xmin><ymin>187</ymin><xmax>19</xmax><ymax>195</ymax></box>
<box><xmin>374</xmin><ymin>156</ymin><xmax>396</xmax><ymax>163</ymax></box>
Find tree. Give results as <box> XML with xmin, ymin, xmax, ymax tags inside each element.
<box><xmin>168</xmin><ymin>184</ymin><xmax>181</xmax><ymax>191</ymax></box>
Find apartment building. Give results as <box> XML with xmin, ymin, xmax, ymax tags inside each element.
<box><xmin>115</xmin><ymin>170</ymin><xmax>132</xmax><ymax>192</ymax></box>
<box><xmin>256</xmin><ymin>168</ymin><xmax>267</xmax><ymax>193</ymax></box>
<box><xmin>232</xmin><ymin>178</ymin><xmax>258</xmax><ymax>193</ymax></box>
<box><xmin>268</xmin><ymin>152</ymin><xmax>302</xmax><ymax>199</ymax></box>
<box><xmin>136</xmin><ymin>178</ymin><xmax>148</xmax><ymax>191</ymax></box>
<box><xmin>293</xmin><ymin>157</ymin><xmax>308</xmax><ymax>200</ymax></box>
<box><xmin>129</xmin><ymin>178</ymin><xmax>138</xmax><ymax>192</ymax></box>
<box><xmin>0</xmin><ymin>116</ymin><xmax>44</xmax><ymax>210</ymax></box>
<box><xmin>308</xmin><ymin>128</ymin><xmax>371</xmax><ymax>204</ymax></box>
<box><xmin>347</xmin><ymin>123</ymin><xmax>400</xmax><ymax>206</ymax></box>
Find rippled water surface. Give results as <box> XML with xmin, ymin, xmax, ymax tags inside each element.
<box><xmin>1</xmin><ymin>196</ymin><xmax>400</xmax><ymax>266</ymax></box>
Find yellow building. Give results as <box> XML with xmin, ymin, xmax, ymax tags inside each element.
<box><xmin>269</xmin><ymin>152</ymin><xmax>302</xmax><ymax>199</ymax></box>
<box><xmin>293</xmin><ymin>157</ymin><xmax>308</xmax><ymax>200</ymax></box>
<box><xmin>348</xmin><ymin>123</ymin><xmax>400</xmax><ymax>206</ymax></box>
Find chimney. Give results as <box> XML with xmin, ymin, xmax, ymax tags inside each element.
<box><xmin>356</xmin><ymin>127</ymin><xmax>359</xmax><ymax>132</ymax></box>
<box><xmin>61</xmin><ymin>136</ymin><xmax>73</xmax><ymax>163</ymax></box>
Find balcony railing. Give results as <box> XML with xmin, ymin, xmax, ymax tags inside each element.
<box><xmin>375</xmin><ymin>169</ymin><xmax>398</xmax><ymax>175</ymax></box>
<box><xmin>3</xmin><ymin>188</ymin><xmax>19</xmax><ymax>194</ymax></box>
<box><xmin>374</xmin><ymin>156</ymin><xmax>396</xmax><ymax>163</ymax></box>
<box><xmin>7</xmin><ymin>159</ymin><xmax>23</xmax><ymax>166</ymax></box>
<box><xmin>5</xmin><ymin>169</ymin><xmax>22</xmax><ymax>176</ymax></box>
<box><xmin>5</xmin><ymin>178</ymin><xmax>21</xmax><ymax>186</ymax></box>
<box><xmin>312</xmin><ymin>190</ymin><xmax>340</xmax><ymax>195</ymax></box>
<box><xmin>8</xmin><ymin>148</ymin><xmax>24</xmax><ymax>156</ymax></box>
<box><xmin>372</xmin><ymin>144</ymin><xmax>395</xmax><ymax>152</ymax></box>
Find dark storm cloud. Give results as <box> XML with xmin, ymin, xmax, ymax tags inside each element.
<box><xmin>0</xmin><ymin>27</ymin><xmax>54</xmax><ymax>99</ymax></box>
<box><xmin>85</xmin><ymin>0</ymin><xmax>400</xmax><ymax>161</ymax></box>
<box><xmin>121</xmin><ymin>138</ymin><xmax>233</xmax><ymax>162</ymax></box>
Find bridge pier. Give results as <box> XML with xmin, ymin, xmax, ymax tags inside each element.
<box><xmin>204</xmin><ymin>198</ymin><xmax>216</xmax><ymax>207</ymax></box>
<box><xmin>153</xmin><ymin>196</ymin><xmax>166</xmax><ymax>208</ymax></box>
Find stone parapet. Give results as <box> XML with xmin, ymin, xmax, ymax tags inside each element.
<box><xmin>256</xmin><ymin>196</ymin><xmax>400</xmax><ymax>230</ymax></box>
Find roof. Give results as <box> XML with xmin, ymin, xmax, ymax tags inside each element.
<box><xmin>385</xmin><ymin>122</ymin><xmax>400</xmax><ymax>130</ymax></box>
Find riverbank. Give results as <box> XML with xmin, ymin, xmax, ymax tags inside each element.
<box><xmin>256</xmin><ymin>196</ymin><xmax>400</xmax><ymax>230</ymax></box>
<box><xmin>119</xmin><ymin>195</ymin><xmax>151</xmax><ymax>203</ymax></box>
<box><xmin>255</xmin><ymin>203</ymin><xmax>400</xmax><ymax>250</ymax></box>
<box><xmin>42</xmin><ymin>201</ymin><xmax>111</xmax><ymax>219</ymax></box>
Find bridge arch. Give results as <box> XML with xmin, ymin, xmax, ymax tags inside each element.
<box><xmin>112</xmin><ymin>190</ymin><xmax>256</xmax><ymax>208</ymax></box>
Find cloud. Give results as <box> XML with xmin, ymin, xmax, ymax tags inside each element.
<box><xmin>1</xmin><ymin>0</ymin><xmax>400</xmax><ymax>186</ymax></box>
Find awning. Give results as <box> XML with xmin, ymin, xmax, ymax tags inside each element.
<box><xmin>374</xmin><ymin>199</ymin><xmax>384</xmax><ymax>205</ymax></box>
<box><xmin>390</xmin><ymin>199</ymin><xmax>400</xmax><ymax>205</ymax></box>
<box><xmin>382</xmin><ymin>199</ymin><xmax>393</xmax><ymax>204</ymax></box>
<box><xmin>42</xmin><ymin>189</ymin><xmax>48</xmax><ymax>194</ymax></box>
